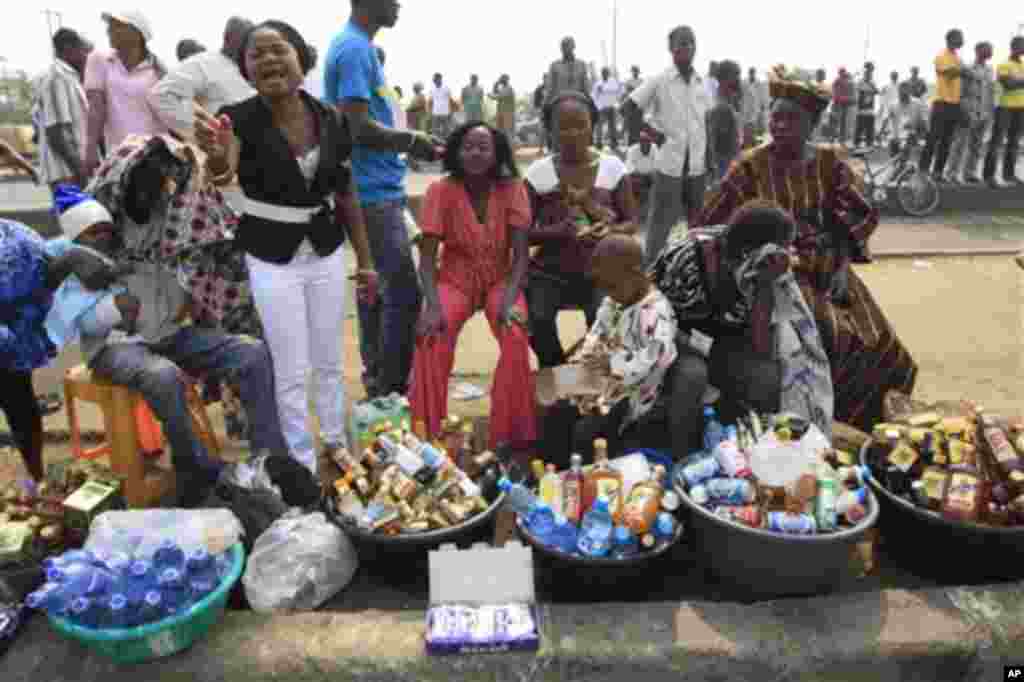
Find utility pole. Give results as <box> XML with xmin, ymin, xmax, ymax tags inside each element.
<box><xmin>611</xmin><ymin>0</ymin><xmax>618</xmax><ymax>78</ymax></box>
<box><xmin>42</xmin><ymin>9</ymin><xmax>62</xmax><ymax>44</ymax></box>
<box><xmin>863</xmin><ymin>25</ymin><xmax>870</xmax><ymax>66</ymax></box>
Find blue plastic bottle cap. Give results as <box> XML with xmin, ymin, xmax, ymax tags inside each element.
<box><xmin>109</xmin><ymin>594</ymin><xmax>128</xmax><ymax>610</ymax></box>
<box><xmin>704</xmin><ymin>407</ymin><xmax>715</xmax><ymax>417</ymax></box>
<box><xmin>497</xmin><ymin>478</ymin><xmax>512</xmax><ymax>492</ymax></box>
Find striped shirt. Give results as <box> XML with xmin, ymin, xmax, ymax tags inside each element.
<box><xmin>35</xmin><ymin>59</ymin><xmax>89</xmax><ymax>184</ymax></box>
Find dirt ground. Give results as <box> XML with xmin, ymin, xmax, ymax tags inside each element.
<box><xmin>1</xmin><ymin>254</ymin><xmax>1021</xmax><ymax>484</ymax></box>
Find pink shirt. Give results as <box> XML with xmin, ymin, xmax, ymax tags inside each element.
<box><xmin>84</xmin><ymin>49</ymin><xmax>168</xmax><ymax>151</ymax></box>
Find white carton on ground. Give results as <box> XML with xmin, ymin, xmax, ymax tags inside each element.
<box><xmin>428</xmin><ymin>541</ymin><xmax>535</xmax><ymax>605</ymax></box>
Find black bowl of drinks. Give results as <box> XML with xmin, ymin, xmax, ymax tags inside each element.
<box><xmin>509</xmin><ymin>440</ymin><xmax>686</xmax><ymax>568</ymax></box>
<box><xmin>859</xmin><ymin>407</ymin><xmax>1024</xmax><ymax>582</ymax></box>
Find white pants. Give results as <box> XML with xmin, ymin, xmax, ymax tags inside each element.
<box><xmin>246</xmin><ymin>246</ymin><xmax>348</xmax><ymax>474</ymax></box>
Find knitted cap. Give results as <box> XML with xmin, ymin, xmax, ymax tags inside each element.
<box><xmin>53</xmin><ymin>184</ymin><xmax>113</xmax><ymax>241</ymax></box>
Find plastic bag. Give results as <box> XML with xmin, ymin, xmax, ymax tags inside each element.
<box><xmin>219</xmin><ymin>453</ymin><xmax>321</xmax><ymax>509</ymax></box>
<box><xmin>85</xmin><ymin>509</ymin><xmax>243</xmax><ymax>558</ymax></box>
<box><xmin>243</xmin><ymin>511</ymin><xmax>357</xmax><ymax>612</ymax></box>
<box><xmin>220</xmin><ymin>452</ymin><xmax>280</xmax><ymax>497</ymax></box>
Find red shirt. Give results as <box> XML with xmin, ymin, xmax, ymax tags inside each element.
<box><xmin>420</xmin><ymin>177</ymin><xmax>531</xmax><ymax>302</ymax></box>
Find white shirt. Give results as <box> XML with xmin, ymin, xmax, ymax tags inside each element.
<box><xmin>706</xmin><ymin>77</ymin><xmax>719</xmax><ymax>100</ymax></box>
<box><xmin>629</xmin><ymin>67</ymin><xmax>711</xmax><ymax>177</ymax></box>
<box><xmin>430</xmin><ymin>84</ymin><xmax>452</xmax><ymax>116</ymax></box>
<box><xmin>625</xmin><ymin>143</ymin><xmax>657</xmax><ymax>176</ymax></box>
<box><xmin>149</xmin><ymin>51</ymin><xmax>254</xmax><ymax>135</ymax></box>
<box><xmin>879</xmin><ymin>82</ymin><xmax>900</xmax><ymax>120</ymax></box>
<box><xmin>591</xmin><ymin>78</ymin><xmax>624</xmax><ymax>110</ymax></box>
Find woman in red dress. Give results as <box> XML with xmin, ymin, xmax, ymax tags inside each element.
<box><xmin>410</xmin><ymin>122</ymin><xmax>536</xmax><ymax>448</ymax></box>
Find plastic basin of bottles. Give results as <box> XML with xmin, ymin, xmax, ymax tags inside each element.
<box><xmin>514</xmin><ymin>514</ymin><xmax>685</xmax><ymax>568</ymax></box>
<box><xmin>46</xmin><ymin>543</ymin><xmax>245</xmax><ymax>665</ymax></box>
<box><xmin>328</xmin><ymin>491</ymin><xmax>506</xmax><ymax>552</ymax></box>
<box><xmin>676</xmin><ymin>479</ymin><xmax>879</xmax><ymax>600</ymax></box>
<box><xmin>859</xmin><ymin>440</ymin><xmax>1024</xmax><ymax>582</ymax></box>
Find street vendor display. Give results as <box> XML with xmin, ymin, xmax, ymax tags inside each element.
<box><xmin>512</xmin><ymin>440</ymin><xmax>682</xmax><ymax>560</ymax></box>
<box><xmin>676</xmin><ymin>411</ymin><xmax>870</xmax><ymax>535</ymax></box>
<box><xmin>864</xmin><ymin>407</ymin><xmax>1024</xmax><ymax>526</ymax></box>
<box><xmin>330</xmin><ymin>420</ymin><xmax>501</xmax><ymax>535</ymax></box>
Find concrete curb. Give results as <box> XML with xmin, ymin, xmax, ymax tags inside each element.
<box><xmin>6</xmin><ymin>583</ymin><xmax>1023</xmax><ymax>681</ymax></box>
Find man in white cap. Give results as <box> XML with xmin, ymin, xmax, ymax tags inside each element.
<box><xmin>83</xmin><ymin>10</ymin><xmax>168</xmax><ymax>179</ymax></box>
<box><xmin>149</xmin><ymin>17</ymin><xmax>255</xmax><ymax>140</ymax></box>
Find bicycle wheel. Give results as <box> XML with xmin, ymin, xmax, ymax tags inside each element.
<box><xmin>896</xmin><ymin>169</ymin><xmax>940</xmax><ymax>217</ymax></box>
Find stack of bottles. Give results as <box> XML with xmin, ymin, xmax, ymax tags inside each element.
<box><xmin>864</xmin><ymin>406</ymin><xmax>1024</xmax><ymax>526</ymax></box>
<box><xmin>677</xmin><ymin>408</ymin><xmax>873</xmax><ymax>535</ymax></box>
<box><xmin>332</xmin><ymin>418</ymin><xmax>499</xmax><ymax>535</ymax></box>
<box><xmin>24</xmin><ymin>540</ymin><xmax>233</xmax><ymax>629</ymax></box>
<box><xmin>505</xmin><ymin>439</ymin><xmax>680</xmax><ymax>559</ymax></box>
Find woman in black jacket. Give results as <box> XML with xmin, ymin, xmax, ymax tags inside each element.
<box><xmin>196</xmin><ymin>20</ymin><xmax>374</xmax><ymax>476</ymax></box>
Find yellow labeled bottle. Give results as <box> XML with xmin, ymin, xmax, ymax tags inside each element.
<box><xmin>582</xmin><ymin>439</ymin><xmax>624</xmax><ymax>522</ymax></box>
<box><xmin>622</xmin><ymin>465</ymin><xmax>666</xmax><ymax>534</ymax></box>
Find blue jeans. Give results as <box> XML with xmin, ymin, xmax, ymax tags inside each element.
<box><xmin>89</xmin><ymin>327</ymin><xmax>289</xmax><ymax>480</ymax></box>
<box><xmin>357</xmin><ymin>199</ymin><xmax>422</xmax><ymax>396</ymax></box>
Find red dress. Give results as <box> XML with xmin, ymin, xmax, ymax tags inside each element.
<box><xmin>409</xmin><ymin>177</ymin><xmax>537</xmax><ymax>448</ymax></box>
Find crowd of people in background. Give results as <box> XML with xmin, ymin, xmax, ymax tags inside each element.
<box><xmin>2</xmin><ymin>3</ymin><xmax>1023</xmax><ymax>504</ymax></box>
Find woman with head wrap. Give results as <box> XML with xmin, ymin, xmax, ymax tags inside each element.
<box><xmin>694</xmin><ymin>66</ymin><xmax>917</xmax><ymax>430</ymax></box>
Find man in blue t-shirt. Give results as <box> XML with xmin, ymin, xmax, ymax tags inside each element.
<box><xmin>324</xmin><ymin>0</ymin><xmax>442</xmax><ymax>397</ymax></box>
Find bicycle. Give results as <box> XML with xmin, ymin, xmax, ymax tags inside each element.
<box><xmin>851</xmin><ymin>134</ymin><xmax>940</xmax><ymax>217</ymax></box>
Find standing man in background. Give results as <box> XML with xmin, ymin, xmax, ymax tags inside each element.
<box><xmin>920</xmin><ymin>29</ymin><xmax>972</xmax><ymax>183</ymax></box>
<box><xmin>325</xmin><ymin>0</ymin><xmax>442</xmax><ymax>398</ymax></box>
<box><xmin>490</xmin><ymin>74</ymin><xmax>517</xmax><ymax>145</ymax></box>
<box><xmin>854</xmin><ymin>62</ymin><xmax>879</xmax><ymax>148</ymax></box>
<box><xmin>905</xmin><ymin>66</ymin><xmax>929</xmax><ymax>99</ymax></box>
<box><xmin>546</xmin><ymin>36</ymin><xmax>590</xmax><ymax>104</ymax></box>
<box><xmin>36</xmin><ymin>28</ymin><xmax>93</xmax><ymax>191</ymax></box>
<box><xmin>429</xmin><ymin>73</ymin><xmax>454</xmax><ymax>139</ymax></box>
<box><xmin>831</xmin><ymin>67</ymin><xmax>854</xmax><ymax>145</ymax></box>
<box><xmin>591</xmin><ymin>67</ymin><xmax>624</xmax><ymax>151</ymax></box>
<box><xmin>83</xmin><ymin>10</ymin><xmax>168</xmax><ymax>178</ymax></box>
<box><xmin>741</xmin><ymin>66</ymin><xmax>767</xmax><ymax>147</ymax></box>
<box><xmin>947</xmin><ymin>41</ymin><xmax>994</xmax><ymax>184</ymax></box>
<box><xmin>622</xmin><ymin>25</ymin><xmax>711</xmax><ymax>264</ymax></box>
<box><xmin>983</xmin><ymin>36</ymin><xmax>1024</xmax><ymax>188</ymax></box>
<box><xmin>149</xmin><ymin>17</ymin><xmax>254</xmax><ymax>140</ymax></box>
<box><xmin>461</xmin><ymin>74</ymin><xmax>485</xmax><ymax>123</ymax></box>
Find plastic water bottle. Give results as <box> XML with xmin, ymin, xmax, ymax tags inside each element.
<box><xmin>654</xmin><ymin>512</ymin><xmax>677</xmax><ymax>541</ymax></box>
<box><xmin>69</xmin><ymin>596</ymin><xmax>101</xmax><ymax>628</ymax></box>
<box><xmin>703</xmin><ymin>407</ymin><xmax>726</xmax><ymax>453</ymax></box>
<box><xmin>106</xmin><ymin>593</ymin><xmax>132</xmax><ymax>628</ymax></box>
<box><xmin>189</xmin><ymin>577</ymin><xmax>217</xmax><ymax>603</ymax></box>
<box><xmin>46</xmin><ymin>563</ymin><xmax>115</xmax><ymax>597</ymax></box>
<box><xmin>185</xmin><ymin>549</ymin><xmax>217</xmax><ymax>582</ymax></box>
<box><xmin>104</xmin><ymin>552</ymin><xmax>134</xmax><ymax>580</ymax></box>
<box><xmin>140</xmin><ymin>590</ymin><xmax>165</xmax><ymax>624</ymax></box>
<box><xmin>152</xmin><ymin>540</ymin><xmax>186</xmax><ymax>572</ymax></box>
<box><xmin>611</xmin><ymin>525</ymin><xmax>639</xmax><ymax>559</ymax></box>
<box><xmin>157</xmin><ymin>568</ymin><xmax>189</xmax><ymax>615</ymax></box>
<box><xmin>547</xmin><ymin>514</ymin><xmax>579</xmax><ymax>555</ymax></box>
<box><xmin>124</xmin><ymin>559</ymin><xmax>155</xmax><ymax>605</ymax></box>
<box><xmin>497</xmin><ymin>478</ymin><xmax>536</xmax><ymax>515</ymax></box>
<box><xmin>577</xmin><ymin>496</ymin><xmax>615</xmax><ymax>558</ymax></box>
<box><xmin>526</xmin><ymin>501</ymin><xmax>556</xmax><ymax>541</ymax></box>
<box><xmin>26</xmin><ymin>582</ymin><xmax>71</xmax><ymax>616</ymax></box>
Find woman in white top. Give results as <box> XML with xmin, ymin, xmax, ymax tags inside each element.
<box><xmin>524</xmin><ymin>90</ymin><xmax>638</xmax><ymax>368</ymax></box>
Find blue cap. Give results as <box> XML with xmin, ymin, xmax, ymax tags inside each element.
<box><xmin>109</xmin><ymin>594</ymin><xmax>128</xmax><ymax>611</ymax></box>
<box><xmin>704</xmin><ymin>406</ymin><xmax>716</xmax><ymax>417</ymax></box>
<box><xmin>613</xmin><ymin>525</ymin><xmax>632</xmax><ymax>541</ymax></box>
<box><xmin>497</xmin><ymin>478</ymin><xmax>512</xmax><ymax>492</ymax></box>
<box><xmin>70</xmin><ymin>597</ymin><xmax>92</xmax><ymax>614</ymax></box>
<box><xmin>144</xmin><ymin>591</ymin><xmax>162</xmax><ymax>607</ymax></box>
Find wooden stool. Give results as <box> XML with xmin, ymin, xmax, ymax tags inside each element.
<box><xmin>63</xmin><ymin>364</ymin><xmax>221</xmax><ymax>508</ymax></box>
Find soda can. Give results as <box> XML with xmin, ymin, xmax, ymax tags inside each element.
<box><xmin>713</xmin><ymin>505</ymin><xmax>762</xmax><ymax>528</ymax></box>
<box><xmin>688</xmin><ymin>484</ymin><xmax>710</xmax><ymax>506</ymax></box>
<box><xmin>680</xmin><ymin>452</ymin><xmax>722</xmax><ymax>488</ymax></box>
<box><xmin>766</xmin><ymin>512</ymin><xmax>817</xmax><ymax>535</ymax></box>
<box><xmin>704</xmin><ymin>478</ymin><xmax>756</xmax><ymax>505</ymax></box>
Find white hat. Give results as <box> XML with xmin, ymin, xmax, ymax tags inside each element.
<box><xmin>59</xmin><ymin>198</ymin><xmax>114</xmax><ymax>241</ymax></box>
<box><xmin>101</xmin><ymin>10</ymin><xmax>154</xmax><ymax>42</ymax></box>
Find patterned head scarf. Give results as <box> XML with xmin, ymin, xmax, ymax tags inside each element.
<box><xmin>767</xmin><ymin>65</ymin><xmax>832</xmax><ymax>118</ymax></box>
<box><xmin>85</xmin><ymin>135</ymin><xmax>255</xmax><ymax>331</ymax></box>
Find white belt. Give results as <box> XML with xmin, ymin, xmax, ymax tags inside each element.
<box><xmin>243</xmin><ymin>197</ymin><xmax>331</xmax><ymax>224</ymax></box>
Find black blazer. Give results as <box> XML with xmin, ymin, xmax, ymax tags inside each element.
<box><xmin>221</xmin><ymin>91</ymin><xmax>352</xmax><ymax>265</ymax></box>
